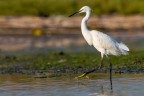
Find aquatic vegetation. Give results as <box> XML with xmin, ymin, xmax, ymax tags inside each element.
<box><xmin>0</xmin><ymin>49</ymin><xmax>144</xmax><ymax>76</ymax></box>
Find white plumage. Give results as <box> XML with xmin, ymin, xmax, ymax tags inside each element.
<box><xmin>77</xmin><ymin>6</ymin><xmax>129</xmax><ymax>57</ymax></box>
<box><xmin>69</xmin><ymin>6</ymin><xmax>129</xmax><ymax>89</ymax></box>
<box><xmin>90</xmin><ymin>30</ymin><xmax>129</xmax><ymax>56</ymax></box>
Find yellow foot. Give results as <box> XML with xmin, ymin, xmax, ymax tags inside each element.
<box><xmin>75</xmin><ymin>73</ymin><xmax>90</xmax><ymax>79</ymax></box>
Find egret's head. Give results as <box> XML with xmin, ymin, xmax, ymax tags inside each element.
<box><xmin>69</xmin><ymin>6</ymin><xmax>92</xmax><ymax>17</ymax></box>
<box><xmin>79</xmin><ymin>6</ymin><xmax>92</xmax><ymax>13</ymax></box>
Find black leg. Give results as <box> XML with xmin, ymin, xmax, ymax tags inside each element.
<box><xmin>76</xmin><ymin>56</ymin><xmax>104</xmax><ymax>78</ymax></box>
<box><xmin>106</xmin><ymin>56</ymin><xmax>113</xmax><ymax>90</ymax></box>
<box><xmin>77</xmin><ymin>68</ymin><xmax>97</xmax><ymax>77</ymax></box>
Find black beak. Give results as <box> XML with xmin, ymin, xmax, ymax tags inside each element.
<box><xmin>69</xmin><ymin>10</ymin><xmax>81</xmax><ymax>17</ymax></box>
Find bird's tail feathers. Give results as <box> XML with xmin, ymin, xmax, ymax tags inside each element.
<box><xmin>119</xmin><ymin>42</ymin><xmax>129</xmax><ymax>51</ymax></box>
<box><xmin>118</xmin><ymin>42</ymin><xmax>129</xmax><ymax>55</ymax></box>
<box><xmin>121</xmin><ymin>50</ymin><xmax>129</xmax><ymax>55</ymax></box>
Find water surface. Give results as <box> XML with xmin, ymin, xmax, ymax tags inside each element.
<box><xmin>0</xmin><ymin>74</ymin><xmax>144</xmax><ymax>96</ymax></box>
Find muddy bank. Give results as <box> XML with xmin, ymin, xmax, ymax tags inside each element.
<box><xmin>0</xmin><ymin>15</ymin><xmax>143</xmax><ymax>34</ymax></box>
<box><xmin>0</xmin><ymin>50</ymin><xmax>144</xmax><ymax>75</ymax></box>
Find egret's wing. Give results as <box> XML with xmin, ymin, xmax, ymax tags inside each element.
<box><xmin>91</xmin><ymin>30</ymin><xmax>118</xmax><ymax>49</ymax></box>
<box><xmin>90</xmin><ymin>30</ymin><xmax>129</xmax><ymax>55</ymax></box>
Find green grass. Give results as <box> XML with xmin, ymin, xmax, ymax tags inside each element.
<box><xmin>0</xmin><ymin>49</ymin><xmax>144</xmax><ymax>75</ymax></box>
<box><xmin>0</xmin><ymin>0</ymin><xmax>144</xmax><ymax>16</ymax></box>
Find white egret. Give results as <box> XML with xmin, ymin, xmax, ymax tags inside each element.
<box><xmin>69</xmin><ymin>6</ymin><xmax>129</xmax><ymax>90</ymax></box>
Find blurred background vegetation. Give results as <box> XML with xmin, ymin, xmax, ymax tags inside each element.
<box><xmin>0</xmin><ymin>0</ymin><xmax>143</xmax><ymax>74</ymax></box>
<box><xmin>0</xmin><ymin>0</ymin><xmax>144</xmax><ymax>16</ymax></box>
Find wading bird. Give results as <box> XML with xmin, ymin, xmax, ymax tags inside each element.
<box><xmin>69</xmin><ymin>6</ymin><xmax>129</xmax><ymax>90</ymax></box>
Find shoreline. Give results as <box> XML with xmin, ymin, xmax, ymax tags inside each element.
<box><xmin>0</xmin><ymin>50</ymin><xmax>144</xmax><ymax>75</ymax></box>
<box><xmin>0</xmin><ymin>15</ymin><xmax>143</xmax><ymax>32</ymax></box>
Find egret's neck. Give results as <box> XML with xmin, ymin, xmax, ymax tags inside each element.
<box><xmin>80</xmin><ymin>11</ymin><xmax>93</xmax><ymax>46</ymax></box>
<box><xmin>81</xmin><ymin>11</ymin><xmax>91</xmax><ymax>32</ymax></box>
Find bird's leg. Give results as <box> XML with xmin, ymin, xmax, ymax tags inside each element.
<box><xmin>106</xmin><ymin>55</ymin><xmax>113</xmax><ymax>90</ymax></box>
<box><xmin>98</xmin><ymin>56</ymin><xmax>104</xmax><ymax>69</ymax></box>
<box><xmin>75</xmin><ymin>56</ymin><xmax>104</xmax><ymax>79</ymax></box>
<box><xmin>75</xmin><ymin>68</ymin><xmax>97</xmax><ymax>79</ymax></box>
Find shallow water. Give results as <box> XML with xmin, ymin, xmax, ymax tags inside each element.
<box><xmin>0</xmin><ymin>74</ymin><xmax>144</xmax><ymax>96</ymax></box>
<box><xmin>0</xmin><ymin>29</ymin><xmax>144</xmax><ymax>52</ymax></box>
